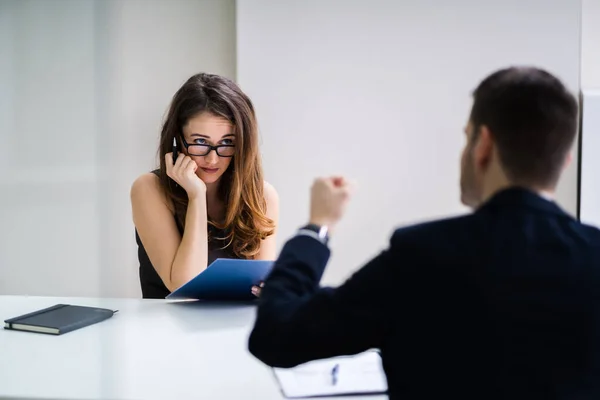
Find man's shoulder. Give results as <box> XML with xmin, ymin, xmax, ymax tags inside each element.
<box><xmin>390</xmin><ymin>213</ymin><xmax>476</xmax><ymax>244</ymax></box>
<box><xmin>386</xmin><ymin>211</ymin><xmax>600</xmax><ymax>254</ymax></box>
<box><xmin>574</xmin><ymin>220</ymin><xmax>600</xmax><ymax>243</ymax></box>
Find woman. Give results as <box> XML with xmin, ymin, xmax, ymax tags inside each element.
<box><xmin>131</xmin><ymin>73</ymin><xmax>279</xmax><ymax>299</ymax></box>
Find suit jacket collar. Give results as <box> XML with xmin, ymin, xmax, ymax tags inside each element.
<box><xmin>477</xmin><ymin>186</ymin><xmax>569</xmax><ymax>218</ymax></box>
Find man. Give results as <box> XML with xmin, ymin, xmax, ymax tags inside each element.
<box><xmin>248</xmin><ymin>67</ymin><xmax>600</xmax><ymax>399</ymax></box>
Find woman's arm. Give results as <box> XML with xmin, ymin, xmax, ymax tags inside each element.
<box><xmin>131</xmin><ymin>172</ymin><xmax>209</xmax><ymax>292</ymax></box>
<box><xmin>255</xmin><ymin>181</ymin><xmax>280</xmax><ymax>260</ymax></box>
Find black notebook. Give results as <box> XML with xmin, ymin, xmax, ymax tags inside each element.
<box><xmin>4</xmin><ymin>304</ymin><xmax>118</xmax><ymax>335</ymax></box>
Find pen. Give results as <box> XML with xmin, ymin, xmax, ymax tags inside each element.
<box><xmin>331</xmin><ymin>364</ymin><xmax>339</xmax><ymax>385</ymax></box>
<box><xmin>172</xmin><ymin>137</ymin><xmax>178</xmax><ymax>164</ymax></box>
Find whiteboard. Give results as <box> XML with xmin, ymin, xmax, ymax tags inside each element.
<box><xmin>579</xmin><ymin>90</ymin><xmax>600</xmax><ymax>227</ymax></box>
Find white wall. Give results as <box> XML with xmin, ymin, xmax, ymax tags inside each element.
<box><xmin>579</xmin><ymin>0</ymin><xmax>600</xmax><ymax>226</ymax></box>
<box><xmin>0</xmin><ymin>0</ymin><xmax>101</xmax><ymax>296</ymax></box>
<box><xmin>237</xmin><ymin>0</ymin><xmax>582</xmax><ymax>285</ymax></box>
<box><xmin>579</xmin><ymin>90</ymin><xmax>600</xmax><ymax>227</ymax></box>
<box><xmin>582</xmin><ymin>0</ymin><xmax>600</xmax><ymax>89</ymax></box>
<box><xmin>0</xmin><ymin>0</ymin><xmax>236</xmax><ymax>297</ymax></box>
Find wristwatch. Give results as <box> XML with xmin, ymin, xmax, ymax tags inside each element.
<box><xmin>298</xmin><ymin>223</ymin><xmax>329</xmax><ymax>245</ymax></box>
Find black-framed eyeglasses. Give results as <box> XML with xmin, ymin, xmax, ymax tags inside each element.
<box><xmin>180</xmin><ymin>138</ymin><xmax>235</xmax><ymax>157</ymax></box>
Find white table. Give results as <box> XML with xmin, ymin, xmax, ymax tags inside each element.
<box><xmin>0</xmin><ymin>296</ymin><xmax>387</xmax><ymax>400</ymax></box>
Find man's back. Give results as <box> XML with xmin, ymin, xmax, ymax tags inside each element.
<box><xmin>384</xmin><ymin>187</ymin><xmax>600</xmax><ymax>398</ymax></box>
<box><xmin>249</xmin><ymin>67</ymin><xmax>593</xmax><ymax>399</ymax></box>
<box><xmin>249</xmin><ymin>187</ymin><xmax>600</xmax><ymax>399</ymax></box>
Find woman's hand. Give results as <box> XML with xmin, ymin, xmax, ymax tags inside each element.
<box><xmin>165</xmin><ymin>152</ymin><xmax>206</xmax><ymax>200</ymax></box>
<box><xmin>251</xmin><ymin>281</ymin><xmax>265</xmax><ymax>298</ymax></box>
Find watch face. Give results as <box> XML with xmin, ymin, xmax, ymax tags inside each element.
<box><xmin>317</xmin><ymin>225</ymin><xmax>328</xmax><ymax>238</ymax></box>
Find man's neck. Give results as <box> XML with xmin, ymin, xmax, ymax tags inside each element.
<box><xmin>480</xmin><ymin>181</ymin><xmax>555</xmax><ymax>205</ymax></box>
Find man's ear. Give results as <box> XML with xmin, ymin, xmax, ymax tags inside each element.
<box><xmin>473</xmin><ymin>125</ymin><xmax>494</xmax><ymax>168</ymax></box>
<box><xmin>563</xmin><ymin>151</ymin><xmax>573</xmax><ymax>169</ymax></box>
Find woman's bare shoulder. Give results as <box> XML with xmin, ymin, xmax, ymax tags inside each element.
<box><xmin>263</xmin><ymin>180</ymin><xmax>278</xmax><ymax>201</ymax></box>
<box><xmin>131</xmin><ymin>172</ymin><xmax>161</xmax><ymax>196</ymax></box>
<box><xmin>131</xmin><ymin>172</ymin><xmax>173</xmax><ymax>211</ymax></box>
<box><xmin>262</xmin><ymin>181</ymin><xmax>279</xmax><ymax>219</ymax></box>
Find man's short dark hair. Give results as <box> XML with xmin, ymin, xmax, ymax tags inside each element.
<box><xmin>470</xmin><ymin>66</ymin><xmax>578</xmax><ymax>188</ymax></box>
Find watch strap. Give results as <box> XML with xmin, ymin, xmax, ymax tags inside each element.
<box><xmin>297</xmin><ymin>223</ymin><xmax>329</xmax><ymax>245</ymax></box>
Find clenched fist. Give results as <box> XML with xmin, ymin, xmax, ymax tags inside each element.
<box><xmin>309</xmin><ymin>176</ymin><xmax>354</xmax><ymax>229</ymax></box>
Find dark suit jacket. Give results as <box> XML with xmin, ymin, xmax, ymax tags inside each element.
<box><xmin>249</xmin><ymin>188</ymin><xmax>600</xmax><ymax>399</ymax></box>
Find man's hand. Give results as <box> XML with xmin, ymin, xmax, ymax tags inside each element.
<box><xmin>309</xmin><ymin>176</ymin><xmax>354</xmax><ymax>229</ymax></box>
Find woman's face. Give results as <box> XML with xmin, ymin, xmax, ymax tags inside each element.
<box><xmin>181</xmin><ymin>112</ymin><xmax>235</xmax><ymax>185</ymax></box>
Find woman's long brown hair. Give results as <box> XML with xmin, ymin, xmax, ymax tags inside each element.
<box><xmin>157</xmin><ymin>73</ymin><xmax>274</xmax><ymax>259</ymax></box>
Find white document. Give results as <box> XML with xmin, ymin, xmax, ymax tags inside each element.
<box><xmin>273</xmin><ymin>350</ymin><xmax>388</xmax><ymax>398</ymax></box>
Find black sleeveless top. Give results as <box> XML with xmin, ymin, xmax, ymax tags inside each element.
<box><xmin>136</xmin><ymin>171</ymin><xmax>237</xmax><ymax>299</ymax></box>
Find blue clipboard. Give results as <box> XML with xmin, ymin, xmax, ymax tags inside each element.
<box><xmin>166</xmin><ymin>258</ymin><xmax>274</xmax><ymax>301</ymax></box>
